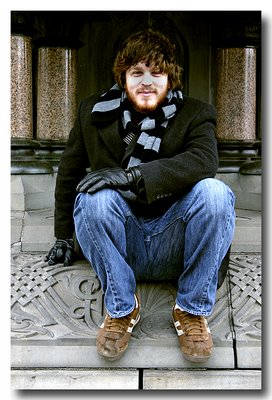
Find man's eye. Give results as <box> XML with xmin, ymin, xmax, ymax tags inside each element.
<box><xmin>131</xmin><ymin>71</ymin><xmax>142</xmax><ymax>76</ymax></box>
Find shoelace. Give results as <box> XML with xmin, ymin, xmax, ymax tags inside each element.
<box><xmin>179</xmin><ymin>313</ymin><xmax>207</xmax><ymax>336</ymax></box>
<box><xmin>105</xmin><ymin>314</ymin><xmax>131</xmax><ymax>333</ymax></box>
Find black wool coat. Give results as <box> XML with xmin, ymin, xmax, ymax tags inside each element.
<box><xmin>54</xmin><ymin>94</ymin><xmax>218</xmax><ymax>238</ymax></box>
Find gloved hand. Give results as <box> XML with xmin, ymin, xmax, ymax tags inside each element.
<box><xmin>44</xmin><ymin>238</ymin><xmax>74</xmax><ymax>266</ymax></box>
<box><xmin>76</xmin><ymin>166</ymin><xmax>142</xmax><ymax>194</ymax></box>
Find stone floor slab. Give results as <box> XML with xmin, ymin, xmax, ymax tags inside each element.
<box><xmin>236</xmin><ymin>343</ymin><xmax>262</xmax><ymax>369</ymax></box>
<box><xmin>11</xmin><ymin>211</ymin><xmax>24</xmax><ymax>246</ymax></box>
<box><xmin>11</xmin><ymin>174</ymin><xmax>57</xmax><ymax>211</ymax></box>
<box><xmin>11</xmin><ymin>369</ymin><xmax>139</xmax><ymax>390</ymax></box>
<box><xmin>143</xmin><ymin>369</ymin><xmax>262</xmax><ymax>390</ymax></box>
<box><xmin>22</xmin><ymin>226</ymin><xmax>55</xmax><ymax>252</ymax></box>
<box><xmin>22</xmin><ymin>209</ymin><xmax>55</xmax><ymax>251</ymax></box>
<box><xmin>232</xmin><ymin>209</ymin><xmax>261</xmax><ymax>252</ymax></box>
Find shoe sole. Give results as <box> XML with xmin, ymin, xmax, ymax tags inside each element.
<box><xmin>97</xmin><ymin>313</ymin><xmax>140</xmax><ymax>361</ymax></box>
<box><xmin>182</xmin><ymin>352</ymin><xmax>212</xmax><ymax>363</ymax></box>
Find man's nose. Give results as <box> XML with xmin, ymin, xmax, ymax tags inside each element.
<box><xmin>142</xmin><ymin>72</ymin><xmax>152</xmax><ymax>85</ymax></box>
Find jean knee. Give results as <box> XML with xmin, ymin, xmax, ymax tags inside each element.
<box><xmin>74</xmin><ymin>189</ymin><xmax>128</xmax><ymax>224</ymax></box>
<box><xmin>196</xmin><ymin>178</ymin><xmax>235</xmax><ymax>217</ymax></box>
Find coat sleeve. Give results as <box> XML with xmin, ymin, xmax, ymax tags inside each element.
<box><xmin>140</xmin><ymin>100</ymin><xmax>218</xmax><ymax>204</ymax></box>
<box><xmin>54</xmin><ymin>101</ymin><xmax>90</xmax><ymax>238</ymax></box>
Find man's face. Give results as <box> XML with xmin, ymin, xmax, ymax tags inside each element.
<box><xmin>125</xmin><ymin>62</ymin><xmax>169</xmax><ymax>113</ymax></box>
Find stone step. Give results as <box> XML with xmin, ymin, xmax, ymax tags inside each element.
<box><xmin>232</xmin><ymin>208</ymin><xmax>262</xmax><ymax>252</ymax></box>
<box><xmin>143</xmin><ymin>369</ymin><xmax>262</xmax><ymax>390</ymax></box>
<box><xmin>11</xmin><ymin>253</ymin><xmax>261</xmax><ymax>371</ymax></box>
<box><xmin>11</xmin><ymin>208</ymin><xmax>261</xmax><ymax>253</ymax></box>
<box><xmin>11</xmin><ymin>369</ymin><xmax>262</xmax><ymax>390</ymax></box>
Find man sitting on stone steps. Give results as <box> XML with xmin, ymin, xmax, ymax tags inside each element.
<box><xmin>45</xmin><ymin>29</ymin><xmax>236</xmax><ymax>363</ymax></box>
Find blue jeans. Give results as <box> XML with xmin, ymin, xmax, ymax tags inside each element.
<box><xmin>73</xmin><ymin>178</ymin><xmax>235</xmax><ymax>318</ymax></box>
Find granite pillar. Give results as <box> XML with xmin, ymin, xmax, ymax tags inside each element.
<box><xmin>36</xmin><ymin>47</ymin><xmax>78</xmax><ymax>140</ymax></box>
<box><xmin>11</xmin><ymin>35</ymin><xmax>33</xmax><ymax>139</ymax></box>
<box><xmin>216</xmin><ymin>47</ymin><xmax>257</xmax><ymax>140</ymax></box>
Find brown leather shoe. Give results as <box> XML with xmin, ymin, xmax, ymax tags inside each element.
<box><xmin>96</xmin><ymin>295</ymin><xmax>140</xmax><ymax>360</ymax></box>
<box><xmin>172</xmin><ymin>307</ymin><xmax>213</xmax><ymax>362</ymax></box>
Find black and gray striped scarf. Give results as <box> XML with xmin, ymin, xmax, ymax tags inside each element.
<box><xmin>91</xmin><ymin>83</ymin><xmax>183</xmax><ymax>168</ymax></box>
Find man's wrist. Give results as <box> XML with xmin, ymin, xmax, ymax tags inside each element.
<box><xmin>125</xmin><ymin>166</ymin><xmax>142</xmax><ymax>183</ymax></box>
<box><xmin>125</xmin><ymin>166</ymin><xmax>144</xmax><ymax>194</ymax></box>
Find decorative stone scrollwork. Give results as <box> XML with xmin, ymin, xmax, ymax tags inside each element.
<box><xmin>133</xmin><ymin>282</ymin><xmax>177</xmax><ymax>339</ymax></box>
<box><xmin>228</xmin><ymin>254</ymin><xmax>261</xmax><ymax>341</ymax></box>
<box><xmin>11</xmin><ymin>253</ymin><xmax>262</xmax><ymax>345</ymax></box>
<box><xmin>11</xmin><ymin>255</ymin><xmax>103</xmax><ymax>339</ymax></box>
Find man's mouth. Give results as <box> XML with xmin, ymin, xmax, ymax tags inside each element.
<box><xmin>137</xmin><ymin>90</ymin><xmax>156</xmax><ymax>96</ymax></box>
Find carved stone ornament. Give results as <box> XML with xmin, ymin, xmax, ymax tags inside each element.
<box><xmin>228</xmin><ymin>253</ymin><xmax>261</xmax><ymax>341</ymax></box>
<box><xmin>11</xmin><ymin>253</ymin><xmax>261</xmax><ymax>344</ymax></box>
<box><xmin>11</xmin><ymin>255</ymin><xmax>103</xmax><ymax>339</ymax></box>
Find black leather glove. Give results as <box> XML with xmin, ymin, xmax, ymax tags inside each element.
<box><xmin>44</xmin><ymin>238</ymin><xmax>74</xmax><ymax>266</ymax></box>
<box><xmin>76</xmin><ymin>166</ymin><xmax>142</xmax><ymax>194</ymax></box>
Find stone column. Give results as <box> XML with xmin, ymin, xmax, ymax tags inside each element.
<box><xmin>36</xmin><ymin>47</ymin><xmax>78</xmax><ymax>140</ymax></box>
<box><xmin>11</xmin><ymin>34</ymin><xmax>33</xmax><ymax>139</ymax></box>
<box><xmin>216</xmin><ymin>47</ymin><xmax>257</xmax><ymax>141</ymax></box>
